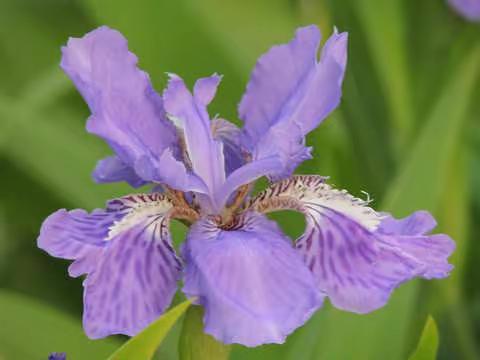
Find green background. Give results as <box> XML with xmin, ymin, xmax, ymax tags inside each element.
<box><xmin>0</xmin><ymin>0</ymin><xmax>479</xmax><ymax>359</ymax></box>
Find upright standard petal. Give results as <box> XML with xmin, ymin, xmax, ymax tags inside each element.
<box><xmin>238</xmin><ymin>26</ymin><xmax>347</xmax><ymax>180</ymax></box>
<box><xmin>182</xmin><ymin>212</ymin><xmax>323</xmax><ymax>347</ymax></box>
<box><xmin>163</xmin><ymin>74</ymin><xmax>225</xmax><ymax>201</ymax></box>
<box><xmin>61</xmin><ymin>27</ymin><xmax>193</xmax><ymax>190</ymax></box>
<box><xmin>448</xmin><ymin>0</ymin><xmax>480</xmax><ymax>21</ymax></box>
<box><xmin>38</xmin><ymin>193</ymin><xmax>181</xmax><ymax>338</ymax></box>
<box><xmin>248</xmin><ymin>176</ymin><xmax>454</xmax><ymax>313</ymax></box>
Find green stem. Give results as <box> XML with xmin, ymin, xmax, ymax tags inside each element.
<box><xmin>179</xmin><ymin>306</ymin><xmax>231</xmax><ymax>360</ymax></box>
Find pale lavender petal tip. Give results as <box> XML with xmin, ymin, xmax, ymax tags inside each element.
<box><xmin>182</xmin><ymin>212</ymin><xmax>323</xmax><ymax>347</ymax></box>
<box><xmin>448</xmin><ymin>0</ymin><xmax>480</xmax><ymax>21</ymax></box>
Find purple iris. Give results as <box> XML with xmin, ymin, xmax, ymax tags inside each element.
<box><xmin>448</xmin><ymin>0</ymin><xmax>480</xmax><ymax>21</ymax></box>
<box><xmin>48</xmin><ymin>353</ymin><xmax>66</xmax><ymax>360</ymax></box>
<box><xmin>37</xmin><ymin>25</ymin><xmax>455</xmax><ymax>347</ymax></box>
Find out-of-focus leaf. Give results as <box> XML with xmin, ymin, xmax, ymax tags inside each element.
<box><xmin>179</xmin><ymin>305</ymin><xmax>231</xmax><ymax>360</ymax></box>
<box><xmin>408</xmin><ymin>316</ymin><xmax>439</xmax><ymax>360</ymax></box>
<box><xmin>0</xmin><ymin>0</ymin><xmax>92</xmax><ymax>96</ymax></box>
<box><xmin>0</xmin><ymin>94</ymin><xmax>128</xmax><ymax>209</ymax></box>
<box><xmin>0</xmin><ymin>289</ymin><xmax>119</xmax><ymax>359</ymax></box>
<box><xmin>435</xmin><ymin>146</ymin><xmax>479</xmax><ymax>360</ymax></box>
<box><xmin>352</xmin><ymin>0</ymin><xmax>413</xmax><ymax>143</ymax></box>
<box><xmin>310</xmin><ymin>44</ymin><xmax>480</xmax><ymax>360</ymax></box>
<box><xmin>108</xmin><ymin>299</ymin><xmax>193</xmax><ymax>360</ymax></box>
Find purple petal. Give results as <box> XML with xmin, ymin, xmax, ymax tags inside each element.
<box><xmin>182</xmin><ymin>212</ymin><xmax>323</xmax><ymax>347</ymax></box>
<box><xmin>214</xmin><ymin>156</ymin><xmax>283</xmax><ymax>209</ymax></box>
<box><xmin>163</xmin><ymin>74</ymin><xmax>225</xmax><ymax>199</ymax></box>
<box><xmin>211</xmin><ymin>118</ymin><xmax>245</xmax><ymax>176</ymax></box>
<box><xmin>134</xmin><ymin>150</ymin><xmax>209</xmax><ymax>194</ymax></box>
<box><xmin>248</xmin><ymin>176</ymin><xmax>455</xmax><ymax>313</ymax></box>
<box><xmin>38</xmin><ymin>193</ymin><xmax>181</xmax><ymax>338</ymax></box>
<box><xmin>83</xmin><ymin>217</ymin><xmax>180</xmax><ymax>338</ymax></box>
<box><xmin>377</xmin><ymin>210</ymin><xmax>437</xmax><ymax>236</ymax></box>
<box><xmin>93</xmin><ymin>156</ymin><xmax>147</xmax><ymax>188</ymax></box>
<box><xmin>377</xmin><ymin>212</ymin><xmax>455</xmax><ymax>279</ymax></box>
<box><xmin>38</xmin><ymin>208</ymin><xmax>116</xmax><ymax>276</ymax></box>
<box><xmin>61</xmin><ymin>26</ymin><xmax>178</xmax><ymax>183</ymax></box>
<box><xmin>448</xmin><ymin>0</ymin><xmax>480</xmax><ymax>21</ymax></box>
<box><xmin>238</xmin><ymin>26</ymin><xmax>347</xmax><ymax>179</ymax></box>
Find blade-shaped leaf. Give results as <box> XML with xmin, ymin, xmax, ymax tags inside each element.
<box><xmin>408</xmin><ymin>316</ymin><xmax>439</xmax><ymax>360</ymax></box>
<box><xmin>108</xmin><ymin>299</ymin><xmax>193</xmax><ymax>360</ymax></box>
<box><xmin>179</xmin><ymin>305</ymin><xmax>231</xmax><ymax>360</ymax></box>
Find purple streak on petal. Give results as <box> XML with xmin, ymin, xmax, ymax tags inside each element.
<box><xmin>377</xmin><ymin>212</ymin><xmax>455</xmax><ymax>279</ymax></box>
<box><xmin>163</xmin><ymin>74</ymin><xmax>225</xmax><ymax>199</ymax></box>
<box><xmin>83</xmin><ymin>218</ymin><xmax>180</xmax><ymax>339</ymax></box>
<box><xmin>61</xmin><ymin>26</ymin><xmax>178</xmax><ymax>181</ymax></box>
<box><xmin>448</xmin><ymin>0</ymin><xmax>480</xmax><ymax>21</ymax></box>
<box><xmin>38</xmin><ymin>208</ymin><xmax>116</xmax><ymax>277</ymax></box>
<box><xmin>212</xmin><ymin>118</ymin><xmax>245</xmax><ymax>176</ymax></box>
<box><xmin>214</xmin><ymin>156</ymin><xmax>282</xmax><ymax>209</ymax></box>
<box><xmin>239</xmin><ymin>26</ymin><xmax>347</xmax><ymax>179</ymax></box>
<box><xmin>38</xmin><ymin>193</ymin><xmax>181</xmax><ymax>338</ymax></box>
<box><xmin>297</xmin><ymin>207</ymin><xmax>454</xmax><ymax>314</ymax></box>
<box><xmin>182</xmin><ymin>212</ymin><xmax>323</xmax><ymax>347</ymax></box>
<box><xmin>93</xmin><ymin>156</ymin><xmax>147</xmax><ymax>188</ymax></box>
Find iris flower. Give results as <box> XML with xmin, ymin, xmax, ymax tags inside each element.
<box><xmin>38</xmin><ymin>25</ymin><xmax>454</xmax><ymax>347</ymax></box>
<box><xmin>448</xmin><ymin>0</ymin><xmax>480</xmax><ymax>21</ymax></box>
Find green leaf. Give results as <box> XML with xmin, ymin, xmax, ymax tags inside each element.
<box><xmin>0</xmin><ymin>289</ymin><xmax>119</xmax><ymax>359</ymax></box>
<box><xmin>179</xmin><ymin>305</ymin><xmax>231</xmax><ymax>360</ymax></box>
<box><xmin>351</xmin><ymin>0</ymin><xmax>413</xmax><ymax>144</ymax></box>
<box><xmin>108</xmin><ymin>299</ymin><xmax>193</xmax><ymax>360</ymax></box>
<box><xmin>0</xmin><ymin>93</ymin><xmax>128</xmax><ymax>209</ymax></box>
<box><xmin>408</xmin><ymin>316</ymin><xmax>439</xmax><ymax>360</ymax></box>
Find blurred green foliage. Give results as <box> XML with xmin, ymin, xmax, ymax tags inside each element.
<box><xmin>0</xmin><ymin>0</ymin><xmax>479</xmax><ymax>359</ymax></box>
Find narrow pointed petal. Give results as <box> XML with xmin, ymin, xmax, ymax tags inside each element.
<box><xmin>239</xmin><ymin>26</ymin><xmax>347</xmax><ymax>179</ymax></box>
<box><xmin>38</xmin><ymin>193</ymin><xmax>181</xmax><ymax>338</ymax></box>
<box><xmin>214</xmin><ymin>156</ymin><xmax>282</xmax><ymax>209</ymax></box>
<box><xmin>93</xmin><ymin>156</ymin><xmax>147</xmax><ymax>188</ymax></box>
<box><xmin>182</xmin><ymin>212</ymin><xmax>323</xmax><ymax>347</ymax></box>
<box><xmin>248</xmin><ymin>175</ymin><xmax>455</xmax><ymax>313</ymax></box>
<box><xmin>61</xmin><ymin>26</ymin><xmax>181</xmax><ymax>186</ymax></box>
<box><xmin>163</xmin><ymin>74</ymin><xmax>225</xmax><ymax>199</ymax></box>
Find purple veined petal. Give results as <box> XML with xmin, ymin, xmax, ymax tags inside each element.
<box><xmin>448</xmin><ymin>0</ymin><xmax>480</xmax><ymax>21</ymax></box>
<box><xmin>377</xmin><ymin>210</ymin><xmax>437</xmax><ymax>236</ymax></box>
<box><xmin>38</xmin><ymin>208</ymin><xmax>117</xmax><ymax>276</ymax></box>
<box><xmin>182</xmin><ymin>212</ymin><xmax>323</xmax><ymax>347</ymax></box>
<box><xmin>61</xmin><ymin>26</ymin><xmax>179</xmax><ymax>184</ymax></box>
<box><xmin>38</xmin><ymin>193</ymin><xmax>181</xmax><ymax>338</ymax></box>
<box><xmin>238</xmin><ymin>26</ymin><xmax>347</xmax><ymax>180</ymax></box>
<box><xmin>134</xmin><ymin>150</ymin><xmax>209</xmax><ymax>195</ymax></box>
<box><xmin>211</xmin><ymin>118</ymin><xmax>245</xmax><ymax>176</ymax></box>
<box><xmin>163</xmin><ymin>74</ymin><xmax>225</xmax><ymax>200</ymax></box>
<box><xmin>214</xmin><ymin>156</ymin><xmax>283</xmax><ymax>210</ymax></box>
<box><xmin>248</xmin><ymin>175</ymin><xmax>455</xmax><ymax>313</ymax></box>
<box><xmin>376</xmin><ymin>212</ymin><xmax>455</xmax><ymax>279</ymax></box>
<box><xmin>93</xmin><ymin>156</ymin><xmax>147</xmax><ymax>188</ymax></box>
